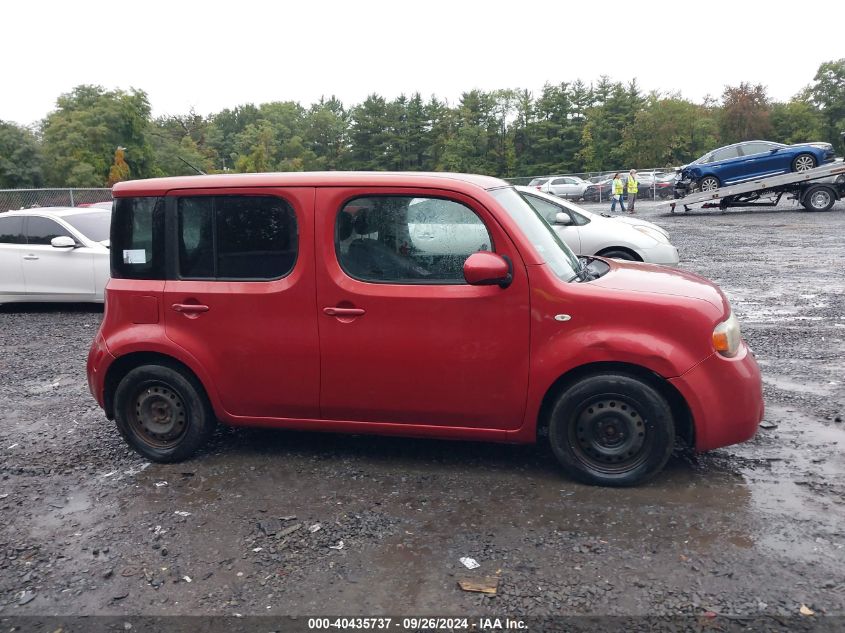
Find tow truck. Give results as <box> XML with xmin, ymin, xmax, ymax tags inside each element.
<box><xmin>666</xmin><ymin>133</ymin><xmax>845</xmax><ymax>213</ymax></box>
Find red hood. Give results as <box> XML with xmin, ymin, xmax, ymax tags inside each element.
<box><xmin>591</xmin><ymin>259</ymin><xmax>730</xmax><ymax>314</ymax></box>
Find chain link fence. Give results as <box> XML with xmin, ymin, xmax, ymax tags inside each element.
<box><xmin>0</xmin><ymin>188</ymin><xmax>112</xmax><ymax>212</ymax></box>
<box><xmin>506</xmin><ymin>167</ymin><xmax>678</xmax><ymax>203</ymax></box>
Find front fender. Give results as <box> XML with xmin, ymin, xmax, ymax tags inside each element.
<box><xmin>510</xmin><ymin>264</ymin><xmax>721</xmax><ymax>441</ymax></box>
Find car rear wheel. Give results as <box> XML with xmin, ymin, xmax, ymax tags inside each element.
<box><xmin>802</xmin><ymin>184</ymin><xmax>836</xmax><ymax>212</ymax></box>
<box><xmin>114</xmin><ymin>364</ymin><xmax>216</xmax><ymax>462</ymax></box>
<box><xmin>699</xmin><ymin>176</ymin><xmax>720</xmax><ymax>191</ymax></box>
<box><xmin>792</xmin><ymin>154</ymin><xmax>817</xmax><ymax>172</ymax></box>
<box><xmin>548</xmin><ymin>373</ymin><xmax>675</xmax><ymax>486</ymax></box>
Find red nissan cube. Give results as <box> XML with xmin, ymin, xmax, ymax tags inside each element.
<box><xmin>87</xmin><ymin>172</ymin><xmax>763</xmax><ymax>486</ymax></box>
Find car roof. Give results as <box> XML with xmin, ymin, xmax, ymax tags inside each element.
<box><xmin>113</xmin><ymin>171</ymin><xmax>510</xmax><ymax>197</ymax></box>
<box><xmin>2</xmin><ymin>206</ymin><xmax>110</xmax><ymax>218</ymax></box>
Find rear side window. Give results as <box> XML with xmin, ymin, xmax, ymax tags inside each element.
<box><xmin>177</xmin><ymin>195</ymin><xmax>297</xmax><ymax>280</ymax></box>
<box><xmin>111</xmin><ymin>197</ymin><xmax>165</xmax><ymax>279</ymax></box>
<box><xmin>335</xmin><ymin>196</ymin><xmax>492</xmax><ymax>284</ymax></box>
<box><xmin>0</xmin><ymin>215</ymin><xmax>25</xmax><ymax>244</ymax></box>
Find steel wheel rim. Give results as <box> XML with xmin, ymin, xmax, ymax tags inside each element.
<box><xmin>795</xmin><ymin>155</ymin><xmax>815</xmax><ymax>172</ymax></box>
<box><xmin>129</xmin><ymin>383</ymin><xmax>187</xmax><ymax>448</ymax></box>
<box><xmin>700</xmin><ymin>178</ymin><xmax>718</xmax><ymax>191</ymax></box>
<box><xmin>810</xmin><ymin>190</ymin><xmax>831</xmax><ymax>209</ymax></box>
<box><xmin>567</xmin><ymin>395</ymin><xmax>651</xmax><ymax>474</ymax></box>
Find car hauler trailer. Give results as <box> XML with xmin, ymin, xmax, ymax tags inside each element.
<box><xmin>666</xmin><ymin>133</ymin><xmax>845</xmax><ymax>213</ymax></box>
<box><xmin>666</xmin><ymin>160</ymin><xmax>845</xmax><ymax>213</ymax></box>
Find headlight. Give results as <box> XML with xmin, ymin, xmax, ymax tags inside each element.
<box><xmin>713</xmin><ymin>312</ymin><xmax>741</xmax><ymax>357</ymax></box>
<box><xmin>633</xmin><ymin>226</ymin><xmax>669</xmax><ymax>243</ymax></box>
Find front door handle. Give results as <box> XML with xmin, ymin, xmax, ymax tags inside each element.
<box><xmin>323</xmin><ymin>307</ymin><xmax>365</xmax><ymax>317</ymax></box>
<box><xmin>23</xmin><ymin>255</ymin><xmax>39</xmax><ymax>260</ymax></box>
<box><xmin>171</xmin><ymin>303</ymin><xmax>210</xmax><ymax>314</ymax></box>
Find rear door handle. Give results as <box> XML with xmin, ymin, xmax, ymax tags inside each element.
<box><xmin>171</xmin><ymin>303</ymin><xmax>210</xmax><ymax>314</ymax></box>
<box><xmin>23</xmin><ymin>255</ymin><xmax>39</xmax><ymax>260</ymax></box>
<box><xmin>323</xmin><ymin>307</ymin><xmax>365</xmax><ymax>317</ymax></box>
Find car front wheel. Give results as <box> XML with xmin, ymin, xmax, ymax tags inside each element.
<box><xmin>792</xmin><ymin>153</ymin><xmax>817</xmax><ymax>172</ymax></box>
<box><xmin>699</xmin><ymin>176</ymin><xmax>720</xmax><ymax>191</ymax></box>
<box><xmin>114</xmin><ymin>364</ymin><xmax>216</xmax><ymax>462</ymax></box>
<box><xmin>548</xmin><ymin>373</ymin><xmax>675</xmax><ymax>486</ymax></box>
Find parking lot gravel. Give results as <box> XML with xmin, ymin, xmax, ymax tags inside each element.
<box><xmin>0</xmin><ymin>197</ymin><xmax>843</xmax><ymax>627</ymax></box>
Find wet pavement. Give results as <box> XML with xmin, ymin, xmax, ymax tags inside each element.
<box><xmin>0</xmin><ymin>197</ymin><xmax>843</xmax><ymax>624</ymax></box>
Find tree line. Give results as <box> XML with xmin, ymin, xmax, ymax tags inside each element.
<box><xmin>1</xmin><ymin>59</ymin><xmax>843</xmax><ymax>189</ymax></box>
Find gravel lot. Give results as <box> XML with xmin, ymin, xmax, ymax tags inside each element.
<box><xmin>1</xmin><ymin>197</ymin><xmax>843</xmax><ymax>628</ymax></box>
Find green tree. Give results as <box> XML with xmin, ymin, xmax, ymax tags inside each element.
<box><xmin>622</xmin><ymin>96</ymin><xmax>719</xmax><ymax>166</ymax></box>
<box><xmin>807</xmin><ymin>59</ymin><xmax>845</xmax><ymax>146</ymax></box>
<box><xmin>305</xmin><ymin>96</ymin><xmax>349</xmax><ymax>170</ymax></box>
<box><xmin>149</xmin><ymin>113</ymin><xmax>214</xmax><ymax>176</ymax></box>
<box><xmin>0</xmin><ymin>121</ymin><xmax>43</xmax><ymax>187</ymax></box>
<box><xmin>41</xmin><ymin>85</ymin><xmax>155</xmax><ymax>186</ymax></box>
<box><xmin>206</xmin><ymin>104</ymin><xmax>261</xmax><ymax>171</ymax></box>
<box><xmin>349</xmin><ymin>94</ymin><xmax>392</xmax><ymax>169</ymax></box>
<box><xmin>770</xmin><ymin>98</ymin><xmax>825</xmax><ymax>144</ymax></box>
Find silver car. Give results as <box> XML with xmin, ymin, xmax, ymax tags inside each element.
<box><xmin>516</xmin><ymin>187</ymin><xmax>679</xmax><ymax>266</ymax></box>
<box><xmin>539</xmin><ymin>175</ymin><xmax>590</xmax><ymax>200</ymax></box>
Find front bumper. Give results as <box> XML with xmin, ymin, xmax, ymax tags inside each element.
<box><xmin>669</xmin><ymin>343</ymin><xmax>764</xmax><ymax>452</ymax></box>
<box><xmin>639</xmin><ymin>242</ymin><xmax>679</xmax><ymax>266</ymax></box>
<box><xmin>674</xmin><ymin>178</ymin><xmax>694</xmax><ymax>198</ymax></box>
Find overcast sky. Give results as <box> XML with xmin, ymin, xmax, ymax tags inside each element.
<box><xmin>3</xmin><ymin>0</ymin><xmax>844</xmax><ymax>126</ymax></box>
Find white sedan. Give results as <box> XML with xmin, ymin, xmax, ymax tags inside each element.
<box><xmin>516</xmin><ymin>186</ymin><xmax>679</xmax><ymax>265</ymax></box>
<box><xmin>0</xmin><ymin>207</ymin><xmax>110</xmax><ymax>305</ymax></box>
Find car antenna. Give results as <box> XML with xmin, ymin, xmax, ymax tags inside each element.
<box><xmin>178</xmin><ymin>156</ymin><xmax>207</xmax><ymax>176</ymax></box>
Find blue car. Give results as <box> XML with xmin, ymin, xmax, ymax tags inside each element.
<box><xmin>675</xmin><ymin>140</ymin><xmax>835</xmax><ymax>195</ymax></box>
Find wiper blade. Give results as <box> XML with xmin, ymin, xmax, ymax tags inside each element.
<box><xmin>567</xmin><ymin>257</ymin><xmax>593</xmax><ymax>282</ymax></box>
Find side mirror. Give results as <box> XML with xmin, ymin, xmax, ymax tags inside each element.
<box><xmin>51</xmin><ymin>236</ymin><xmax>76</xmax><ymax>249</ymax></box>
<box><xmin>769</xmin><ymin>148</ymin><xmax>779</xmax><ymax>153</ymax></box>
<box><xmin>554</xmin><ymin>212</ymin><xmax>572</xmax><ymax>226</ymax></box>
<box><xmin>463</xmin><ymin>252</ymin><xmax>512</xmax><ymax>288</ymax></box>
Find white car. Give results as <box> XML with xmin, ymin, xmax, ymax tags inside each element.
<box><xmin>516</xmin><ymin>187</ymin><xmax>679</xmax><ymax>265</ymax></box>
<box><xmin>539</xmin><ymin>175</ymin><xmax>590</xmax><ymax>200</ymax></box>
<box><xmin>0</xmin><ymin>207</ymin><xmax>110</xmax><ymax>305</ymax></box>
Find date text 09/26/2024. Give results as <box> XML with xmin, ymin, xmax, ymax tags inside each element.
<box><xmin>307</xmin><ymin>617</ymin><xmax>527</xmax><ymax>630</ymax></box>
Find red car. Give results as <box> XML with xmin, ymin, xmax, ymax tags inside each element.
<box><xmin>87</xmin><ymin>172</ymin><xmax>763</xmax><ymax>486</ymax></box>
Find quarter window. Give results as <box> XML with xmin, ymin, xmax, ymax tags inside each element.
<box><xmin>0</xmin><ymin>216</ymin><xmax>25</xmax><ymax>244</ymax></box>
<box><xmin>335</xmin><ymin>196</ymin><xmax>492</xmax><ymax>283</ymax></box>
<box><xmin>111</xmin><ymin>197</ymin><xmax>165</xmax><ymax>280</ymax></box>
<box><xmin>177</xmin><ymin>195</ymin><xmax>297</xmax><ymax>280</ymax></box>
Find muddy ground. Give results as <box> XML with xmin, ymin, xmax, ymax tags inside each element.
<box><xmin>0</xmin><ymin>197</ymin><xmax>843</xmax><ymax>628</ymax></box>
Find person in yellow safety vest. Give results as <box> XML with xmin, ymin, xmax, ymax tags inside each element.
<box><xmin>610</xmin><ymin>173</ymin><xmax>626</xmax><ymax>213</ymax></box>
<box><xmin>626</xmin><ymin>169</ymin><xmax>639</xmax><ymax>214</ymax></box>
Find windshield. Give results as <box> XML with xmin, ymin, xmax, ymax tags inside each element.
<box><xmin>64</xmin><ymin>211</ymin><xmax>111</xmax><ymax>242</ymax></box>
<box><xmin>490</xmin><ymin>187</ymin><xmax>579</xmax><ymax>282</ymax></box>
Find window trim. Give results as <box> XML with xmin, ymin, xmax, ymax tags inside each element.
<box><xmin>174</xmin><ymin>193</ymin><xmax>299</xmax><ymax>283</ymax></box>
<box><xmin>334</xmin><ymin>193</ymin><xmax>496</xmax><ymax>286</ymax></box>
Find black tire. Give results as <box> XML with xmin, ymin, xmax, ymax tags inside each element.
<box><xmin>548</xmin><ymin>373</ymin><xmax>675</xmax><ymax>486</ymax></box>
<box><xmin>699</xmin><ymin>176</ymin><xmax>720</xmax><ymax>191</ymax></box>
<box><xmin>802</xmin><ymin>185</ymin><xmax>836</xmax><ymax>212</ymax></box>
<box><xmin>792</xmin><ymin>153</ymin><xmax>816</xmax><ymax>172</ymax></box>
<box><xmin>598</xmin><ymin>249</ymin><xmax>639</xmax><ymax>261</ymax></box>
<box><xmin>114</xmin><ymin>364</ymin><xmax>215</xmax><ymax>462</ymax></box>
